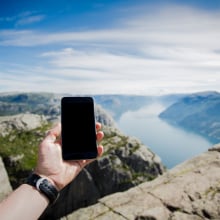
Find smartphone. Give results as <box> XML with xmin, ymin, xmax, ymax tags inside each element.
<box><xmin>61</xmin><ymin>97</ymin><xmax>98</xmax><ymax>160</ymax></box>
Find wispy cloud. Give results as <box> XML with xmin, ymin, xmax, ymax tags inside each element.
<box><xmin>1</xmin><ymin>5</ymin><xmax>220</xmax><ymax>95</ymax></box>
<box><xmin>16</xmin><ymin>14</ymin><xmax>45</xmax><ymax>26</ymax></box>
<box><xmin>0</xmin><ymin>11</ymin><xmax>45</xmax><ymax>27</ymax></box>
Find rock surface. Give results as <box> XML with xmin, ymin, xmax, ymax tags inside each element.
<box><xmin>40</xmin><ymin>126</ymin><xmax>165</xmax><ymax>219</ymax></box>
<box><xmin>0</xmin><ymin>112</ymin><xmax>165</xmax><ymax>219</ymax></box>
<box><xmin>95</xmin><ymin>104</ymin><xmax>117</xmax><ymax>127</ymax></box>
<box><xmin>0</xmin><ymin>113</ymin><xmax>47</xmax><ymax>137</ymax></box>
<box><xmin>0</xmin><ymin>157</ymin><xmax>12</xmax><ymax>202</ymax></box>
<box><xmin>61</xmin><ymin>145</ymin><xmax>220</xmax><ymax>220</ymax></box>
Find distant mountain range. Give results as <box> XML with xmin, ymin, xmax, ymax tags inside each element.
<box><xmin>0</xmin><ymin>91</ymin><xmax>220</xmax><ymax>143</ymax></box>
<box><xmin>0</xmin><ymin>92</ymin><xmax>61</xmax><ymax>117</ymax></box>
<box><xmin>159</xmin><ymin>91</ymin><xmax>220</xmax><ymax>143</ymax></box>
<box><xmin>0</xmin><ymin>92</ymin><xmax>179</xmax><ymax>120</ymax></box>
<box><xmin>94</xmin><ymin>93</ymin><xmax>186</xmax><ymax>120</ymax></box>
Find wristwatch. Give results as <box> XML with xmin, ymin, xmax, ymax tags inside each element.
<box><xmin>26</xmin><ymin>173</ymin><xmax>59</xmax><ymax>204</ymax></box>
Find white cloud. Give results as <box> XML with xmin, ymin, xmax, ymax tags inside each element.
<box><xmin>1</xmin><ymin>5</ymin><xmax>220</xmax><ymax>95</ymax></box>
<box><xmin>16</xmin><ymin>15</ymin><xmax>45</xmax><ymax>26</ymax></box>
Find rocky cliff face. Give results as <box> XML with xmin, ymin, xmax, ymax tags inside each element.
<box><xmin>62</xmin><ymin>144</ymin><xmax>220</xmax><ymax>220</ymax></box>
<box><xmin>1</xmin><ymin>92</ymin><xmax>220</xmax><ymax>220</ymax></box>
<box><xmin>40</xmin><ymin>126</ymin><xmax>165</xmax><ymax>219</ymax></box>
<box><xmin>95</xmin><ymin>104</ymin><xmax>116</xmax><ymax>127</ymax></box>
<box><xmin>0</xmin><ymin>112</ymin><xmax>165</xmax><ymax>219</ymax></box>
<box><xmin>0</xmin><ymin>157</ymin><xmax>12</xmax><ymax>202</ymax></box>
<box><xmin>159</xmin><ymin>91</ymin><xmax>220</xmax><ymax>143</ymax></box>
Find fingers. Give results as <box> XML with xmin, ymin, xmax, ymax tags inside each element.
<box><xmin>96</xmin><ymin>122</ymin><xmax>102</xmax><ymax>131</ymax></box>
<box><xmin>50</xmin><ymin>123</ymin><xmax>61</xmax><ymax>137</ymax></box>
<box><xmin>97</xmin><ymin>145</ymin><xmax>104</xmax><ymax>157</ymax></box>
<box><xmin>44</xmin><ymin>123</ymin><xmax>61</xmax><ymax>143</ymax></box>
<box><xmin>96</xmin><ymin>130</ymin><xmax>104</xmax><ymax>142</ymax></box>
<box><xmin>96</xmin><ymin>122</ymin><xmax>104</xmax><ymax>142</ymax></box>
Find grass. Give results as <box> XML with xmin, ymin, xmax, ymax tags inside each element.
<box><xmin>0</xmin><ymin>123</ymin><xmax>51</xmax><ymax>188</ymax></box>
<box><xmin>0</xmin><ymin>123</ymin><xmax>159</xmax><ymax>189</ymax></box>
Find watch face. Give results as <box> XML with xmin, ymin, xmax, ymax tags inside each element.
<box><xmin>27</xmin><ymin>173</ymin><xmax>59</xmax><ymax>204</ymax></box>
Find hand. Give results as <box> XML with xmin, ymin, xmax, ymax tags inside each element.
<box><xmin>34</xmin><ymin>122</ymin><xmax>104</xmax><ymax>190</ymax></box>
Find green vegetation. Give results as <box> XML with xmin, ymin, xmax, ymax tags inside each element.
<box><xmin>0</xmin><ymin>123</ymin><xmax>51</xmax><ymax>188</ymax></box>
<box><xmin>0</xmin><ymin>121</ymin><xmax>161</xmax><ymax>190</ymax></box>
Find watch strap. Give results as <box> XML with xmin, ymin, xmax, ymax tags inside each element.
<box><xmin>26</xmin><ymin>173</ymin><xmax>59</xmax><ymax>204</ymax></box>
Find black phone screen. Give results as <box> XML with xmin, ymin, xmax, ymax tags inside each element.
<box><xmin>61</xmin><ymin>97</ymin><xmax>97</xmax><ymax>160</ymax></box>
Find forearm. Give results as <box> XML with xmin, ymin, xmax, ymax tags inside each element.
<box><xmin>0</xmin><ymin>184</ymin><xmax>49</xmax><ymax>220</ymax></box>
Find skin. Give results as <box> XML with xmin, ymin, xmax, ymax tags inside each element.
<box><xmin>0</xmin><ymin>122</ymin><xmax>104</xmax><ymax>220</ymax></box>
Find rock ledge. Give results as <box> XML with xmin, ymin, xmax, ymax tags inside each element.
<box><xmin>63</xmin><ymin>145</ymin><xmax>220</xmax><ymax>220</ymax></box>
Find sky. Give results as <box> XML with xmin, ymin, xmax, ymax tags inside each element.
<box><xmin>1</xmin><ymin>0</ymin><xmax>220</xmax><ymax>95</ymax></box>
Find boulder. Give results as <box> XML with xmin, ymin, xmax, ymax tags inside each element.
<box><xmin>95</xmin><ymin>104</ymin><xmax>117</xmax><ymax>127</ymax></box>
<box><xmin>63</xmin><ymin>144</ymin><xmax>220</xmax><ymax>220</ymax></box>
<box><xmin>0</xmin><ymin>113</ymin><xmax>47</xmax><ymax>137</ymax></box>
<box><xmin>0</xmin><ymin>157</ymin><xmax>12</xmax><ymax>202</ymax></box>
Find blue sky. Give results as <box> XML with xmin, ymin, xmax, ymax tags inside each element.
<box><xmin>1</xmin><ymin>0</ymin><xmax>220</xmax><ymax>95</ymax></box>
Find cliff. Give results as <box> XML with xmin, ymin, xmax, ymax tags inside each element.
<box><xmin>62</xmin><ymin>144</ymin><xmax>220</xmax><ymax>220</ymax></box>
<box><xmin>0</xmin><ymin>113</ymin><xmax>165</xmax><ymax>219</ymax></box>
<box><xmin>0</xmin><ymin>157</ymin><xmax>12</xmax><ymax>202</ymax></box>
<box><xmin>1</xmin><ymin>92</ymin><xmax>220</xmax><ymax>220</ymax></box>
<box><xmin>40</xmin><ymin>125</ymin><xmax>165</xmax><ymax>219</ymax></box>
<box><xmin>159</xmin><ymin>91</ymin><xmax>220</xmax><ymax>143</ymax></box>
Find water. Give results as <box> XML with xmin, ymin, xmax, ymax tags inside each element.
<box><xmin>117</xmin><ymin>102</ymin><xmax>213</xmax><ymax>169</ymax></box>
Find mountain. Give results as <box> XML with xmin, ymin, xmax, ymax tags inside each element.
<box><xmin>0</xmin><ymin>92</ymin><xmax>61</xmax><ymax>117</ymax></box>
<box><xmin>94</xmin><ymin>95</ymin><xmax>153</xmax><ymax>120</ymax></box>
<box><xmin>0</xmin><ymin>92</ymin><xmax>183</xmax><ymax>127</ymax></box>
<box><xmin>0</xmin><ymin>92</ymin><xmax>116</xmax><ymax>127</ymax></box>
<box><xmin>94</xmin><ymin>94</ymin><xmax>186</xmax><ymax>121</ymax></box>
<box><xmin>159</xmin><ymin>91</ymin><xmax>220</xmax><ymax>143</ymax></box>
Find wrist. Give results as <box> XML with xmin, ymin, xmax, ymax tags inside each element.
<box><xmin>34</xmin><ymin>168</ymin><xmax>61</xmax><ymax>190</ymax></box>
<box><xmin>26</xmin><ymin>173</ymin><xmax>60</xmax><ymax>205</ymax></box>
